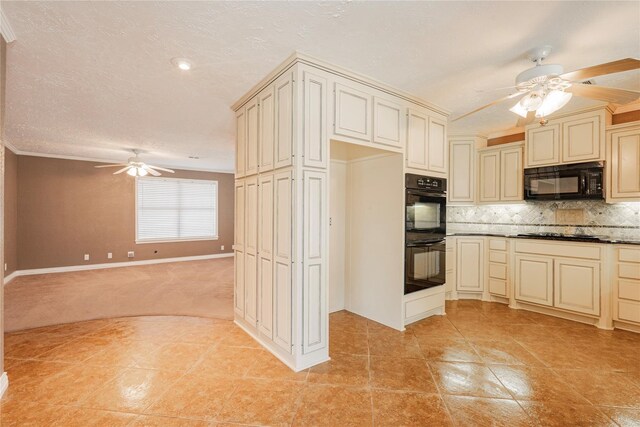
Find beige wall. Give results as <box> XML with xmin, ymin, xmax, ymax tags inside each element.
<box><xmin>1</xmin><ymin>35</ymin><xmax>7</xmax><ymax>375</ymax></box>
<box><xmin>16</xmin><ymin>155</ymin><xmax>234</xmax><ymax>270</ymax></box>
<box><xmin>4</xmin><ymin>147</ymin><xmax>17</xmax><ymax>275</ymax></box>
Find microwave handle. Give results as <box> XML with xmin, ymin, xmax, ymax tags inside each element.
<box><xmin>582</xmin><ymin>176</ymin><xmax>588</xmax><ymax>195</ymax></box>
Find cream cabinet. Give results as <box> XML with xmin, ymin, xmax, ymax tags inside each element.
<box><xmin>407</xmin><ymin>108</ymin><xmax>447</xmax><ymax>174</ymax></box>
<box><xmin>303</xmin><ymin>71</ymin><xmax>328</xmax><ymax>168</ymax></box>
<box><xmin>274</xmin><ymin>72</ymin><xmax>294</xmax><ymax>170</ymax></box>
<box><xmin>487</xmin><ymin>238</ymin><xmax>509</xmax><ymax>297</ymax></box>
<box><xmin>244</xmin><ymin>176</ymin><xmax>259</xmax><ymax>325</ymax></box>
<box><xmin>234</xmin><ymin>180</ymin><xmax>246</xmax><ymax>316</ymax></box>
<box><xmin>607</xmin><ymin>122</ymin><xmax>640</xmax><ymax>202</ymax></box>
<box><xmin>258</xmin><ymin>174</ymin><xmax>274</xmax><ymax>338</ymax></box>
<box><xmin>478</xmin><ymin>143</ymin><xmax>523</xmax><ymax>203</ymax></box>
<box><xmin>514</xmin><ymin>239</ymin><xmax>603</xmax><ymax>316</ymax></box>
<box><xmin>273</xmin><ymin>170</ymin><xmax>293</xmax><ymax>352</ymax></box>
<box><xmin>259</xmin><ymin>87</ymin><xmax>275</xmax><ymax>173</ymax></box>
<box><xmin>448</xmin><ymin>138</ymin><xmax>479</xmax><ymax>204</ymax></box>
<box><xmin>613</xmin><ymin>246</ymin><xmax>640</xmax><ymax>325</ymax></box>
<box><xmin>525</xmin><ymin>108</ymin><xmax>609</xmax><ymax>168</ymax></box>
<box><xmin>235</xmin><ymin>109</ymin><xmax>246</xmax><ymax>177</ymax></box>
<box><xmin>526</xmin><ymin>124</ymin><xmax>560</xmax><ymax>167</ymax></box>
<box><xmin>373</xmin><ymin>97</ymin><xmax>405</xmax><ymax>149</ymax></box>
<box><xmin>245</xmin><ymin>97</ymin><xmax>260</xmax><ymax>176</ymax></box>
<box><xmin>334</xmin><ymin>82</ymin><xmax>372</xmax><ymax>143</ymax></box>
<box><xmin>456</xmin><ymin>238</ymin><xmax>484</xmax><ymax>292</ymax></box>
<box><xmin>515</xmin><ymin>254</ymin><xmax>554</xmax><ymax>307</ymax></box>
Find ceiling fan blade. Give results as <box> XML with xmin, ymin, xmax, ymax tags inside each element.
<box><xmin>560</xmin><ymin>58</ymin><xmax>640</xmax><ymax>81</ymax></box>
<box><xmin>568</xmin><ymin>84</ymin><xmax>640</xmax><ymax>104</ymax></box>
<box><xmin>145</xmin><ymin>165</ymin><xmax>175</xmax><ymax>173</ymax></box>
<box><xmin>113</xmin><ymin>166</ymin><xmax>132</xmax><ymax>175</ymax></box>
<box><xmin>144</xmin><ymin>166</ymin><xmax>161</xmax><ymax>177</ymax></box>
<box><xmin>451</xmin><ymin>92</ymin><xmax>524</xmax><ymax>122</ymax></box>
<box><xmin>95</xmin><ymin>164</ymin><xmax>128</xmax><ymax>168</ymax></box>
<box><xmin>516</xmin><ymin>111</ymin><xmax>536</xmax><ymax>128</ymax></box>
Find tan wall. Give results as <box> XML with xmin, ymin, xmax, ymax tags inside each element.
<box><xmin>4</xmin><ymin>147</ymin><xmax>17</xmax><ymax>275</ymax></box>
<box><xmin>17</xmin><ymin>155</ymin><xmax>234</xmax><ymax>269</ymax></box>
<box><xmin>1</xmin><ymin>35</ymin><xmax>7</xmax><ymax>374</ymax></box>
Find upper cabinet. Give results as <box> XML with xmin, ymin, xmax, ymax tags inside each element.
<box><xmin>448</xmin><ymin>138</ymin><xmax>478</xmax><ymax>204</ymax></box>
<box><xmin>245</xmin><ymin>97</ymin><xmax>260</xmax><ymax>176</ymax></box>
<box><xmin>477</xmin><ymin>142</ymin><xmax>524</xmax><ymax>204</ymax></box>
<box><xmin>525</xmin><ymin>108</ymin><xmax>609</xmax><ymax>168</ymax></box>
<box><xmin>334</xmin><ymin>81</ymin><xmax>372</xmax><ymax>143</ymax></box>
<box><xmin>235</xmin><ymin>108</ymin><xmax>246</xmax><ymax>177</ymax></box>
<box><xmin>259</xmin><ymin>86</ymin><xmax>275</xmax><ymax>173</ymax></box>
<box><xmin>373</xmin><ymin>97</ymin><xmax>405</xmax><ymax>149</ymax></box>
<box><xmin>607</xmin><ymin>122</ymin><xmax>640</xmax><ymax>202</ymax></box>
<box><xmin>406</xmin><ymin>108</ymin><xmax>448</xmax><ymax>175</ymax></box>
<box><xmin>274</xmin><ymin>72</ymin><xmax>295</xmax><ymax>170</ymax></box>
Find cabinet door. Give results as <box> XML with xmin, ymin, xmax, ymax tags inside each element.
<box><xmin>259</xmin><ymin>86</ymin><xmax>275</xmax><ymax>172</ymax></box>
<box><xmin>303</xmin><ymin>170</ymin><xmax>328</xmax><ymax>355</ymax></box>
<box><xmin>610</xmin><ymin>127</ymin><xmax>640</xmax><ymax>200</ymax></box>
<box><xmin>273</xmin><ymin>171</ymin><xmax>293</xmax><ymax>353</ymax></box>
<box><xmin>562</xmin><ymin>114</ymin><xmax>601</xmax><ymax>163</ymax></box>
<box><xmin>526</xmin><ymin>124</ymin><xmax>560</xmax><ymax>167</ymax></box>
<box><xmin>235</xmin><ymin>108</ymin><xmax>246</xmax><ymax>177</ymax></box>
<box><xmin>500</xmin><ymin>146</ymin><xmax>523</xmax><ymax>201</ymax></box>
<box><xmin>274</xmin><ymin>72</ymin><xmax>294</xmax><ymax>169</ymax></box>
<box><xmin>478</xmin><ymin>150</ymin><xmax>500</xmax><ymax>203</ymax></box>
<box><xmin>244</xmin><ymin>176</ymin><xmax>259</xmax><ymax>325</ymax></box>
<box><xmin>304</xmin><ymin>71</ymin><xmax>328</xmax><ymax>168</ymax></box>
<box><xmin>373</xmin><ymin>97</ymin><xmax>405</xmax><ymax>148</ymax></box>
<box><xmin>258</xmin><ymin>174</ymin><xmax>274</xmax><ymax>338</ymax></box>
<box><xmin>456</xmin><ymin>238</ymin><xmax>484</xmax><ymax>292</ymax></box>
<box><xmin>427</xmin><ymin>117</ymin><xmax>447</xmax><ymax>174</ymax></box>
<box><xmin>515</xmin><ymin>255</ymin><xmax>553</xmax><ymax>306</ymax></box>
<box><xmin>449</xmin><ymin>140</ymin><xmax>475</xmax><ymax>203</ymax></box>
<box><xmin>245</xmin><ymin>97</ymin><xmax>259</xmax><ymax>176</ymax></box>
<box><xmin>234</xmin><ymin>181</ymin><xmax>246</xmax><ymax>316</ymax></box>
<box><xmin>334</xmin><ymin>82</ymin><xmax>372</xmax><ymax>142</ymax></box>
<box><xmin>406</xmin><ymin>108</ymin><xmax>429</xmax><ymax>170</ymax></box>
<box><xmin>554</xmin><ymin>259</ymin><xmax>600</xmax><ymax>316</ymax></box>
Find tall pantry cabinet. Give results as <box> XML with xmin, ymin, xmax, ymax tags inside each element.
<box><xmin>232</xmin><ymin>54</ymin><xmax>449</xmax><ymax>371</ymax></box>
<box><xmin>233</xmin><ymin>63</ymin><xmax>329</xmax><ymax>371</ymax></box>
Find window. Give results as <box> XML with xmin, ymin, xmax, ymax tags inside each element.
<box><xmin>136</xmin><ymin>177</ymin><xmax>218</xmax><ymax>243</ymax></box>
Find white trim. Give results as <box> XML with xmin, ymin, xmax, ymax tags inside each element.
<box><xmin>0</xmin><ymin>372</ymin><xmax>8</xmax><ymax>399</ymax></box>
<box><xmin>613</xmin><ymin>101</ymin><xmax>640</xmax><ymax>114</ymax></box>
<box><xmin>136</xmin><ymin>237</ymin><xmax>219</xmax><ymax>244</ymax></box>
<box><xmin>2</xmin><ymin>140</ymin><xmax>19</xmax><ymax>154</ymax></box>
<box><xmin>2</xmin><ymin>253</ymin><xmax>233</xmax><ymax>285</ymax></box>
<box><xmin>0</xmin><ymin>9</ymin><xmax>16</xmax><ymax>43</ymax></box>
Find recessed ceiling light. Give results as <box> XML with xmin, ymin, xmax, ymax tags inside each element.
<box><xmin>171</xmin><ymin>58</ymin><xmax>192</xmax><ymax>71</ymax></box>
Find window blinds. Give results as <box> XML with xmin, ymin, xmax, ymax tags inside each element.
<box><xmin>136</xmin><ymin>177</ymin><xmax>218</xmax><ymax>242</ymax></box>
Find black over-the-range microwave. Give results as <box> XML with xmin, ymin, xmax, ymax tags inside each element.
<box><xmin>524</xmin><ymin>161</ymin><xmax>604</xmax><ymax>201</ymax></box>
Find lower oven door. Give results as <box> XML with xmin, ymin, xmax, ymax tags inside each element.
<box><xmin>405</xmin><ymin>240</ymin><xmax>446</xmax><ymax>295</ymax></box>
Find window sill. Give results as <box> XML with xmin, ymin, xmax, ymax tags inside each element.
<box><xmin>136</xmin><ymin>237</ymin><xmax>219</xmax><ymax>244</ymax></box>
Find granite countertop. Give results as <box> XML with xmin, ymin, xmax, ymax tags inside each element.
<box><xmin>446</xmin><ymin>232</ymin><xmax>640</xmax><ymax>246</ymax></box>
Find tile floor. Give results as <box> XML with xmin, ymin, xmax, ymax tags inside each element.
<box><xmin>1</xmin><ymin>300</ymin><xmax>639</xmax><ymax>426</ymax></box>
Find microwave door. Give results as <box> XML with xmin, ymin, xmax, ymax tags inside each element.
<box><xmin>526</xmin><ymin>172</ymin><xmax>582</xmax><ymax>200</ymax></box>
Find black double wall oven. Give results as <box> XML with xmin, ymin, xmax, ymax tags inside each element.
<box><xmin>405</xmin><ymin>174</ymin><xmax>447</xmax><ymax>295</ymax></box>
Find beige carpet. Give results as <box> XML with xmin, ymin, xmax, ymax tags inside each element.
<box><xmin>4</xmin><ymin>257</ymin><xmax>234</xmax><ymax>332</ymax></box>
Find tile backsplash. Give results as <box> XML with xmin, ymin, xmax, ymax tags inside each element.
<box><xmin>447</xmin><ymin>200</ymin><xmax>640</xmax><ymax>239</ymax></box>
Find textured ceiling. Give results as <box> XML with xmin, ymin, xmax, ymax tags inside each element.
<box><xmin>3</xmin><ymin>1</ymin><xmax>639</xmax><ymax>171</ymax></box>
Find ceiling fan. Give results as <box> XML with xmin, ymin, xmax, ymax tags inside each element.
<box><xmin>452</xmin><ymin>46</ymin><xmax>640</xmax><ymax>127</ymax></box>
<box><xmin>95</xmin><ymin>150</ymin><xmax>175</xmax><ymax>177</ymax></box>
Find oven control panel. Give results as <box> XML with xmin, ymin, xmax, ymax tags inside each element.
<box><xmin>406</xmin><ymin>173</ymin><xmax>447</xmax><ymax>192</ymax></box>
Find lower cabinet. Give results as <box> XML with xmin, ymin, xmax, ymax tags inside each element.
<box><xmin>456</xmin><ymin>238</ymin><xmax>484</xmax><ymax>292</ymax></box>
<box><xmin>515</xmin><ymin>255</ymin><xmax>554</xmax><ymax>307</ymax></box>
<box><xmin>554</xmin><ymin>259</ymin><xmax>600</xmax><ymax>316</ymax></box>
<box><xmin>614</xmin><ymin>246</ymin><xmax>640</xmax><ymax>325</ymax></box>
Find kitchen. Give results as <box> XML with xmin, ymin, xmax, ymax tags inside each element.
<box><xmin>232</xmin><ymin>51</ymin><xmax>640</xmax><ymax>374</ymax></box>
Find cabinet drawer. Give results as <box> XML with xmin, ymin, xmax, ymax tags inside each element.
<box><xmin>489</xmin><ymin>251</ymin><xmax>507</xmax><ymax>264</ymax></box>
<box><xmin>619</xmin><ymin>248</ymin><xmax>640</xmax><ymax>263</ymax></box>
<box><xmin>618</xmin><ymin>300</ymin><xmax>640</xmax><ymax>324</ymax></box>
<box><xmin>619</xmin><ymin>279</ymin><xmax>640</xmax><ymax>302</ymax></box>
<box><xmin>489</xmin><ymin>278</ymin><xmax>507</xmax><ymax>297</ymax></box>
<box><xmin>619</xmin><ymin>263</ymin><xmax>640</xmax><ymax>280</ymax></box>
<box><xmin>405</xmin><ymin>292</ymin><xmax>445</xmax><ymax>319</ymax></box>
<box><xmin>489</xmin><ymin>239</ymin><xmax>507</xmax><ymax>251</ymax></box>
<box><xmin>489</xmin><ymin>263</ymin><xmax>507</xmax><ymax>280</ymax></box>
<box><xmin>515</xmin><ymin>240</ymin><xmax>601</xmax><ymax>260</ymax></box>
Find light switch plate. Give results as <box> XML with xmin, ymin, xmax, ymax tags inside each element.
<box><xmin>84</xmin><ymin>254</ymin><xmax>90</xmax><ymax>261</ymax></box>
<box><xmin>107</xmin><ymin>253</ymin><xmax>112</xmax><ymax>259</ymax></box>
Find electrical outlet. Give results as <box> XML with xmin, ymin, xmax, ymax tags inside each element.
<box><xmin>4</xmin><ymin>263</ymin><xmax>7</xmax><ymax>272</ymax></box>
<box><xmin>107</xmin><ymin>252</ymin><xmax>112</xmax><ymax>259</ymax></box>
<box><xmin>221</xmin><ymin>245</ymin><xmax>224</xmax><ymax>251</ymax></box>
<box><xmin>127</xmin><ymin>251</ymin><xmax>135</xmax><ymax>258</ymax></box>
<box><xmin>84</xmin><ymin>254</ymin><xmax>90</xmax><ymax>261</ymax></box>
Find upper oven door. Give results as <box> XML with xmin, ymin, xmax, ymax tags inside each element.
<box><xmin>405</xmin><ymin>190</ymin><xmax>446</xmax><ymax>235</ymax></box>
<box><xmin>524</xmin><ymin>170</ymin><xmax>584</xmax><ymax>200</ymax></box>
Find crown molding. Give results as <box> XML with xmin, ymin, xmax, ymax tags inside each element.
<box><xmin>613</xmin><ymin>101</ymin><xmax>640</xmax><ymax>115</ymax></box>
<box><xmin>2</xmin><ymin>140</ymin><xmax>19</xmax><ymax>154</ymax></box>
<box><xmin>0</xmin><ymin>8</ymin><xmax>16</xmax><ymax>43</ymax></box>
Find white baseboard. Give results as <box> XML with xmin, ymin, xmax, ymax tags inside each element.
<box><xmin>3</xmin><ymin>253</ymin><xmax>234</xmax><ymax>285</ymax></box>
<box><xmin>0</xmin><ymin>372</ymin><xmax>8</xmax><ymax>398</ymax></box>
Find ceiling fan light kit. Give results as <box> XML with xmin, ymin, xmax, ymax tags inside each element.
<box><xmin>452</xmin><ymin>46</ymin><xmax>640</xmax><ymax>126</ymax></box>
<box><xmin>95</xmin><ymin>150</ymin><xmax>175</xmax><ymax>177</ymax></box>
